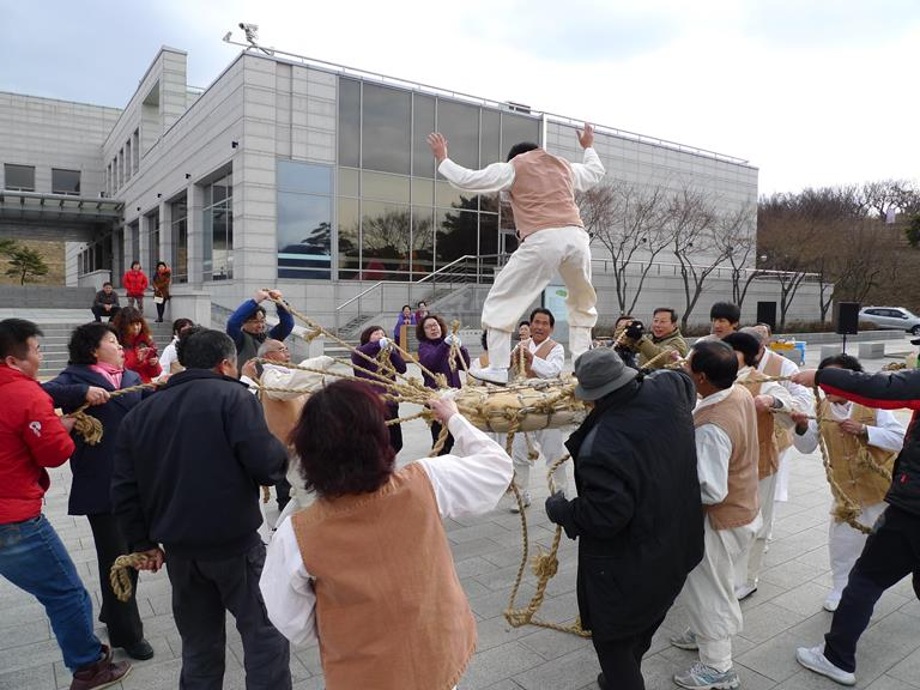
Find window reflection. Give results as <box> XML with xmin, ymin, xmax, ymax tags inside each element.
<box><xmin>481</xmin><ymin>110</ymin><xmax>501</xmax><ymax>165</ymax></box>
<box><xmin>337</xmin><ymin>198</ymin><xmax>360</xmax><ymax>280</ymax></box>
<box><xmin>437</xmin><ymin>100</ymin><xmax>479</xmax><ymax>169</ymax></box>
<box><xmin>362</xmin><ymin>83</ymin><xmax>411</xmax><ymax>174</ymax></box>
<box><xmin>502</xmin><ymin>113</ymin><xmax>541</xmax><ymax>154</ymax></box>
<box><xmin>338</xmin><ymin>168</ymin><xmax>359</xmax><ymax>197</ymax></box>
<box><xmin>277</xmin><ymin>162</ymin><xmax>333</xmax><ymax>279</ymax></box>
<box><xmin>412</xmin><ymin>95</ymin><xmax>436</xmax><ymax>178</ymax></box>
<box><xmin>361</xmin><ymin>171</ymin><xmax>410</xmax><ymax>204</ymax></box>
<box><xmin>339</xmin><ymin>79</ymin><xmax>360</xmax><ymax>167</ymax></box>
<box><xmin>361</xmin><ymin>201</ymin><xmax>411</xmax><ymax>281</ymax></box>
<box><xmin>410</xmin><ymin>207</ymin><xmax>434</xmax><ymax>280</ymax></box>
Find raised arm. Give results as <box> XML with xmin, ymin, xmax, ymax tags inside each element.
<box><xmin>428</xmin><ymin>132</ymin><xmax>515</xmax><ymax>192</ymax></box>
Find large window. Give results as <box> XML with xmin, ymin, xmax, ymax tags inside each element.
<box><xmin>147</xmin><ymin>210</ymin><xmax>160</xmax><ymax>266</ymax></box>
<box><xmin>52</xmin><ymin>168</ymin><xmax>81</xmax><ymax>195</ymax></box>
<box><xmin>4</xmin><ymin>164</ymin><xmax>35</xmax><ymax>191</ymax></box>
<box><xmin>171</xmin><ymin>197</ymin><xmax>188</xmax><ymax>283</ymax></box>
<box><xmin>335</xmin><ymin>77</ymin><xmax>543</xmax><ymax>281</ymax></box>
<box><xmin>277</xmin><ymin>161</ymin><xmax>332</xmax><ymax>279</ymax></box>
<box><xmin>203</xmin><ymin>173</ymin><xmax>233</xmax><ymax>281</ymax></box>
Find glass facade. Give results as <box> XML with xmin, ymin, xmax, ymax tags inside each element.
<box><xmin>147</xmin><ymin>210</ymin><xmax>160</xmax><ymax>267</ymax></box>
<box><xmin>171</xmin><ymin>196</ymin><xmax>188</xmax><ymax>284</ymax></box>
<box><xmin>332</xmin><ymin>77</ymin><xmax>541</xmax><ymax>281</ymax></box>
<box><xmin>203</xmin><ymin>172</ymin><xmax>233</xmax><ymax>281</ymax></box>
<box><xmin>277</xmin><ymin>160</ymin><xmax>333</xmax><ymax>279</ymax></box>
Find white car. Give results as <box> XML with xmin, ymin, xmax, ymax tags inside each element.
<box><xmin>859</xmin><ymin>306</ymin><xmax>920</xmax><ymax>335</ymax></box>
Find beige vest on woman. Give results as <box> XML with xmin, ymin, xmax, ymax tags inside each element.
<box><xmin>291</xmin><ymin>462</ymin><xmax>476</xmax><ymax>690</ymax></box>
<box><xmin>694</xmin><ymin>386</ymin><xmax>760</xmax><ymax>530</ymax></box>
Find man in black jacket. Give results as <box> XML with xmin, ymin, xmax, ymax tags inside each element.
<box><xmin>112</xmin><ymin>328</ymin><xmax>292</xmax><ymax>690</ymax></box>
<box><xmin>545</xmin><ymin>349</ymin><xmax>704</xmax><ymax>690</ymax></box>
<box><xmin>792</xmin><ymin>366</ymin><xmax>920</xmax><ymax>686</ymax></box>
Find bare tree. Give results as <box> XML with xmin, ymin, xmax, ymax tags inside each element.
<box><xmin>669</xmin><ymin>187</ymin><xmax>729</xmax><ymax>330</ymax></box>
<box><xmin>579</xmin><ymin>180</ymin><xmax>671</xmax><ymax>314</ymax></box>
<box><xmin>716</xmin><ymin>204</ymin><xmax>761</xmax><ymax>309</ymax></box>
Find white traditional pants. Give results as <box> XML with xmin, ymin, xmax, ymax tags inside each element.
<box><xmin>773</xmin><ymin>447</ymin><xmax>792</xmax><ymax>502</ymax></box>
<box><xmin>511</xmin><ymin>429</ymin><xmax>569</xmax><ymax>495</ymax></box>
<box><xmin>827</xmin><ymin>501</ymin><xmax>886</xmax><ymax>605</ymax></box>
<box><xmin>483</xmin><ymin>226</ymin><xmax>597</xmax><ymax>370</ymax></box>
<box><xmin>734</xmin><ymin>471</ymin><xmax>778</xmax><ymax>590</ymax></box>
<box><xmin>680</xmin><ymin>515</ymin><xmax>761</xmax><ymax>672</ymax></box>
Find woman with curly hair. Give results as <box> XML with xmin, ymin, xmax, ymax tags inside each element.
<box><xmin>112</xmin><ymin>307</ymin><xmax>162</xmax><ymax>383</ymax></box>
<box><xmin>416</xmin><ymin>314</ymin><xmax>470</xmax><ymax>455</ymax></box>
<box><xmin>43</xmin><ymin>322</ymin><xmax>154</xmax><ymax>661</ymax></box>
<box><xmin>259</xmin><ymin>380</ymin><xmax>512</xmax><ymax>690</ymax></box>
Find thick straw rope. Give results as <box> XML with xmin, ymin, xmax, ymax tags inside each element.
<box><xmin>64</xmin><ymin>382</ymin><xmax>162</xmax><ymax>445</ymax></box>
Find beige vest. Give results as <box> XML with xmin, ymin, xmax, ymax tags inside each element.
<box><xmin>291</xmin><ymin>463</ymin><xmax>476</xmax><ymax>690</ymax></box>
<box><xmin>509</xmin><ymin>150</ymin><xmax>583</xmax><ymax>238</ymax></box>
<box><xmin>694</xmin><ymin>386</ymin><xmax>760</xmax><ymax>530</ymax></box>
<box><xmin>819</xmin><ymin>400</ymin><xmax>896</xmax><ymax>513</ymax></box>
<box><xmin>745</xmin><ymin>370</ymin><xmax>780</xmax><ymax>479</ymax></box>
<box><xmin>762</xmin><ymin>352</ymin><xmax>793</xmax><ymax>453</ymax></box>
<box><xmin>258</xmin><ymin>391</ymin><xmax>306</xmax><ymax>448</ymax></box>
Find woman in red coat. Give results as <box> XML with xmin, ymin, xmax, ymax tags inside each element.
<box><xmin>112</xmin><ymin>307</ymin><xmax>162</xmax><ymax>383</ymax></box>
<box><xmin>122</xmin><ymin>261</ymin><xmax>149</xmax><ymax>314</ymax></box>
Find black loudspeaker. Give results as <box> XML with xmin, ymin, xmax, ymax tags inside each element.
<box><xmin>756</xmin><ymin>301</ymin><xmax>777</xmax><ymax>332</ymax></box>
<box><xmin>834</xmin><ymin>302</ymin><xmax>860</xmax><ymax>335</ymax></box>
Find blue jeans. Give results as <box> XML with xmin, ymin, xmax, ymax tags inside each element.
<box><xmin>0</xmin><ymin>514</ymin><xmax>103</xmax><ymax>671</ymax></box>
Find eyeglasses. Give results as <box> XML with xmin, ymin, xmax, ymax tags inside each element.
<box><xmin>268</xmin><ymin>346</ymin><xmax>289</xmax><ymax>354</ymax></box>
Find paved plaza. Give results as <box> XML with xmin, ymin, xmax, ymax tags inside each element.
<box><xmin>2</xmin><ymin>340</ymin><xmax>919</xmax><ymax>689</ymax></box>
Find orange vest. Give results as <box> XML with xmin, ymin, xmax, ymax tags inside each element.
<box><xmin>291</xmin><ymin>463</ymin><xmax>476</xmax><ymax>690</ymax></box>
<box><xmin>509</xmin><ymin>150</ymin><xmax>583</xmax><ymax>238</ymax></box>
<box><xmin>694</xmin><ymin>386</ymin><xmax>760</xmax><ymax>530</ymax></box>
<box><xmin>819</xmin><ymin>400</ymin><xmax>896</xmax><ymax>515</ymax></box>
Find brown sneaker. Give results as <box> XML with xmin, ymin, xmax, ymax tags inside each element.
<box><xmin>70</xmin><ymin>645</ymin><xmax>132</xmax><ymax>690</ymax></box>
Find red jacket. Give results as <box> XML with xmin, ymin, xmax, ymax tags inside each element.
<box><xmin>123</xmin><ymin>336</ymin><xmax>162</xmax><ymax>383</ymax></box>
<box><xmin>122</xmin><ymin>269</ymin><xmax>149</xmax><ymax>297</ymax></box>
<box><xmin>0</xmin><ymin>366</ymin><xmax>75</xmax><ymax>524</ymax></box>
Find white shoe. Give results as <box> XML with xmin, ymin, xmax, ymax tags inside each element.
<box><xmin>823</xmin><ymin>594</ymin><xmax>841</xmax><ymax>612</ymax></box>
<box><xmin>510</xmin><ymin>491</ymin><xmax>531</xmax><ymax>513</ymax></box>
<box><xmin>673</xmin><ymin>662</ymin><xmax>740</xmax><ymax>689</ymax></box>
<box><xmin>470</xmin><ymin>366</ymin><xmax>508</xmax><ymax>385</ymax></box>
<box><xmin>796</xmin><ymin>645</ymin><xmax>856</xmax><ymax>685</ymax></box>
<box><xmin>735</xmin><ymin>583</ymin><xmax>758</xmax><ymax>601</ymax></box>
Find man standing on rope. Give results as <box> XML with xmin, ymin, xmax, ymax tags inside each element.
<box><xmin>508</xmin><ymin>308</ymin><xmax>568</xmax><ymax>510</ymax></box>
<box><xmin>671</xmin><ymin>339</ymin><xmax>760</xmax><ymax>690</ymax></box>
<box><xmin>427</xmin><ymin>124</ymin><xmax>605</xmax><ymax>384</ymax></box>
<box><xmin>789</xmin><ymin>354</ymin><xmax>903</xmax><ymax>613</ymax></box>
<box><xmin>791</xmin><ymin>364</ymin><xmax>920</xmax><ymax>686</ymax></box>
<box><xmin>112</xmin><ymin>328</ymin><xmax>292</xmax><ymax>689</ymax></box>
<box><xmin>227</xmin><ymin>288</ymin><xmax>294</xmax><ymax>369</ymax></box>
<box><xmin>0</xmin><ymin>318</ymin><xmax>132</xmax><ymax>690</ymax></box>
<box><xmin>544</xmin><ymin>349</ymin><xmax>703</xmax><ymax>690</ymax></box>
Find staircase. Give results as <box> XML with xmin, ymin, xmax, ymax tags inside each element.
<box><xmin>0</xmin><ymin>308</ymin><xmax>174</xmax><ymax>378</ymax></box>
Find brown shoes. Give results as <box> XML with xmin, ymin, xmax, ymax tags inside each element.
<box><xmin>70</xmin><ymin>645</ymin><xmax>132</xmax><ymax>690</ymax></box>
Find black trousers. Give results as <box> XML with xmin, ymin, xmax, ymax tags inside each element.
<box><xmin>386</xmin><ymin>404</ymin><xmax>403</xmax><ymax>454</ymax></box>
<box><xmin>91</xmin><ymin>306</ymin><xmax>120</xmax><ymax>322</ymax></box>
<box><xmin>592</xmin><ymin>614</ymin><xmax>666</xmax><ymax>690</ymax></box>
<box><xmin>429</xmin><ymin>421</ymin><xmax>455</xmax><ymax>456</ymax></box>
<box><xmin>86</xmin><ymin>513</ymin><xmax>144</xmax><ymax>648</ymax></box>
<box><xmin>824</xmin><ymin>505</ymin><xmax>920</xmax><ymax>673</ymax></box>
<box><xmin>275</xmin><ymin>477</ymin><xmax>292</xmax><ymax>512</ymax></box>
<box><xmin>155</xmin><ymin>299</ymin><xmax>168</xmax><ymax>321</ymax></box>
<box><xmin>166</xmin><ymin>543</ymin><xmax>292</xmax><ymax>690</ymax></box>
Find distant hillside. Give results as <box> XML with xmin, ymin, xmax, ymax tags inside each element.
<box><xmin>0</xmin><ymin>239</ymin><xmax>66</xmax><ymax>286</ymax></box>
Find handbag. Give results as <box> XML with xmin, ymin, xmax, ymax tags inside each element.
<box><xmin>153</xmin><ymin>296</ymin><xmax>165</xmax><ymax>304</ymax></box>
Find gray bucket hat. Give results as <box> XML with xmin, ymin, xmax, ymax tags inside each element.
<box><xmin>574</xmin><ymin>349</ymin><xmax>638</xmax><ymax>401</ymax></box>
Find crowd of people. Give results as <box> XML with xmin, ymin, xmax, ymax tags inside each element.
<box><xmin>3</xmin><ymin>120</ymin><xmax>919</xmax><ymax>690</ymax></box>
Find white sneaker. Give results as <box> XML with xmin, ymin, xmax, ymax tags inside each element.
<box><xmin>470</xmin><ymin>366</ymin><xmax>508</xmax><ymax>385</ymax></box>
<box><xmin>824</xmin><ymin>594</ymin><xmax>841</xmax><ymax>612</ymax></box>
<box><xmin>796</xmin><ymin>645</ymin><xmax>856</xmax><ymax>685</ymax></box>
<box><xmin>735</xmin><ymin>583</ymin><xmax>758</xmax><ymax>601</ymax></box>
<box><xmin>673</xmin><ymin>662</ymin><xmax>740</xmax><ymax>689</ymax></box>
<box><xmin>510</xmin><ymin>491</ymin><xmax>531</xmax><ymax>513</ymax></box>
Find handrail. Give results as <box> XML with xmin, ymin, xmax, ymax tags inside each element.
<box><xmin>414</xmin><ymin>255</ymin><xmax>487</xmax><ymax>285</ymax></box>
<box><xmin>334</xmin><ymin>280</ymin><xmax>386</xmax><ymax>312</ymax></box>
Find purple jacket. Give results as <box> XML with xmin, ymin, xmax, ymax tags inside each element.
<box><xmin>351</xmin><ymin>342</ymin><xmax>407</xmax><ymax>412</ymax></box>
<box><xmin>417</xmin><ymin>338</ymin><xmax>470</xmax><ymax>390</ymax></box>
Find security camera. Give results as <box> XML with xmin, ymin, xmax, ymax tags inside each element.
<box><xmin>239</xmin><ymin>22</ymin><xmax>258</xmax><ymax>32</ymax></box>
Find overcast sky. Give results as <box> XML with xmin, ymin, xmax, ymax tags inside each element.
<box><xmin>3</xmin><ymin>0</ymin><xmax>918</xmax><ymax>195</ymax></box>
